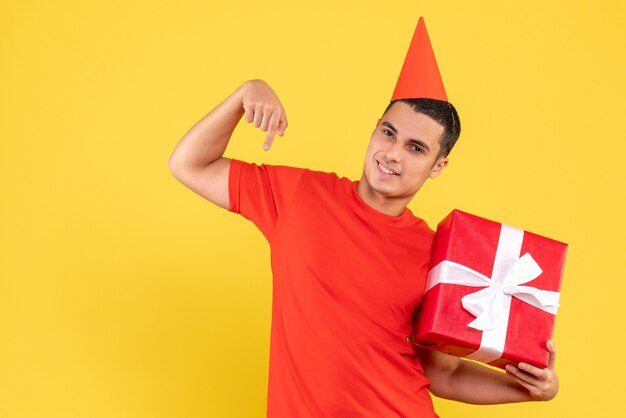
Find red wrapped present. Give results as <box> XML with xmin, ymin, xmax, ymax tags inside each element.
<box><xmin>412</xmin><ymin>209</ymin><xmax>567</xmax><ymax>369</ymax></box>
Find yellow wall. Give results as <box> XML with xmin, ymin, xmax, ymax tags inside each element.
<box><xmin>2</xmin><ymin>1</ymin><xmax>624</xmax><ymax>417</ymax></box>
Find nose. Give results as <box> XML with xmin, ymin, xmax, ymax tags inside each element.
<box><xmin>384</xmin><ymin>138</ymin><xmax>403</xmax><ymax>163</ymax></box>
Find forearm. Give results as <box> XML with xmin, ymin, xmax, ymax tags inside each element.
<box><xmin>168</xmin><ymin>82</ymin><xmax>247</xmax><ymax>172</ymax></box>
<box><xmin>433</xmin><ymin>359</ymin><xmax>532</xmax><ymax>404</ymax></box>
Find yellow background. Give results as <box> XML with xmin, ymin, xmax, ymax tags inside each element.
<box><xmin>2</xmin><ymin>0</ymin><xmax>625</xmax><ymax>417</ymax></box>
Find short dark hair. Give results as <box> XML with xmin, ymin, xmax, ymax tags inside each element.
<box><xmin>382</xmin><ymin>98</ymin><xmax>461</xmax><ymax>159</ymax></box>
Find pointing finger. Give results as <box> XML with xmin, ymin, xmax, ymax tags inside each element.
<box><xmin>263</xmin><ymin>135</ymin><xmax>275</xmax><ymax>151</ymax></box>
<box><xmin>266</xmin><ymin>110</ymin><xmax>280</xmax><ymax>144</ymax></box>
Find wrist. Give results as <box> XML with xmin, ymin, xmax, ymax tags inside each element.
<box><xmin>235</xmin><ymin>81</ymin><xmax>251</xmax><ymax>103</ymax></box>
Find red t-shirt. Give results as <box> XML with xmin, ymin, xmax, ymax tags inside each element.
<box><xmin>228</xmin><ymin>159</ymin><xmax>438</xmax><ymax>417</ymax></box>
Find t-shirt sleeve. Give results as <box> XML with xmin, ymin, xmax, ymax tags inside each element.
<box><xmin>228</xmin><ymin>158</ymin><xmax>306</xmax><ymax>241</ymax></box>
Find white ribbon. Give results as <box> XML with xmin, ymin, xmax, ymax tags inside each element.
<box><xmin>425</xmin><ymin>224</ymin><xmax>561</xmax><ymax>363</ymax></box>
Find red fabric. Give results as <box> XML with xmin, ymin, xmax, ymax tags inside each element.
<box><xmin>228</xmin><ymin>158</ymin><xmax>439</xmax><ymax>418</ymax></box>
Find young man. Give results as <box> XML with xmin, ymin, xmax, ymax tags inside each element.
<box><xmin>168</xmin><ymin>20</ymin><xmax>558</xmax><ymax>418</ymax></box>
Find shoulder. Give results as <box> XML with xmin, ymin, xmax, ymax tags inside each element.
<box><xmin>229</xmin><ymin>158</ymin><xmax>357</xmax><ymax>193</ymax></box>
<box><xmin>297</xmin><ymin>166</ymin><xmax>356</xmax><ymax>194</ymax></box>
<box><xmin>229</xmin><ymin>159</ymin><xmax>354</xmax><ymax>196</ymax></box>
<box><xmin>302</xmin><ymin>166</ymin><xmax>349</xmax><ymax>181</ymax></box>
<box><xmin>230</xmin><ymin>158</ymin><xmax>306</xmax><ymax>176</ymax></box>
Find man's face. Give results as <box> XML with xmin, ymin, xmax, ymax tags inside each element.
<box><xmin>360</xmin><ymin>101</ymin><xmax>448</xmax><ymax>203</ymax></box>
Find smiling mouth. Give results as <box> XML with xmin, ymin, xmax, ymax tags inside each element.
<box><xmin>377</xmin><ymin>160</ymin><xmax>399</xmax><ymax>176</ymax></box>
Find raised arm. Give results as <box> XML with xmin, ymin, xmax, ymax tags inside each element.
<box><xmin>168</xmin><ymin>79</ymin><xmax>288</xmax><ymax>209</ymax></box>
<box><xmin>416</xmin><ymin>340</ymin><xmax>559</xmax><ymax>404</ymax></box>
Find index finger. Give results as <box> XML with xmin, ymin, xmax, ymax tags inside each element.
<box><xmin>517</xmin><ymin>362</ymin><xmax>548</xmax><ymax>380</ymax></box>
<box><xmin>264</xmin><ymin>112</ymin><xmax>280</xmax><ymax>151</ymax></box>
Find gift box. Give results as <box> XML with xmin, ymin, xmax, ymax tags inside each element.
<box><xmin>412</xmin><ymin>209</ymin><xmax>567</xmax><ymax>369</ymax></box>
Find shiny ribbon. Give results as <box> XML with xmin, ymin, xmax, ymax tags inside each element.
<box><xmin>425</xmin><ymin>224</ymin><xmax>561</xmax><ymax>363</ymax></box>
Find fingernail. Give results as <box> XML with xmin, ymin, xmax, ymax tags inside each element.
<box><xmin>263</xmin><ymin>144</ymin><xmax>269</xmax><ymax>151</ymax></box>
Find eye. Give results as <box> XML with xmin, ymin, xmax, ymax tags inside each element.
<box><xmin>409</xmin><ymin>144</ymin><xmax>423</xmax><ymax>153</ymax></box>
<box><xmin>383</xmin><ymin>129</ymin><xmax>394</xmax><ymax>138</ymax></box>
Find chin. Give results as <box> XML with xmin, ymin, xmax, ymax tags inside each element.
<box><xmin>368</xmin><ymin>178</ymin><xmax>397</xmax><ymax>196</ymax></box>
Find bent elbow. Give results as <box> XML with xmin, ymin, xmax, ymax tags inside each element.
<box><xmin>168</xmin><ymin>154</ymin><xmax>185</xmax><ymax>178</ymax></box>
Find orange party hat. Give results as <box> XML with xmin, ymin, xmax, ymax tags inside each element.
<box><xmin>391</xmin><ymin>17</ymin><xmax>448</xmax><ymax>102</ymax></box>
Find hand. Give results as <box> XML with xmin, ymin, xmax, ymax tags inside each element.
<box><xmin>240</xmin><ymin>79</ymin><xmax>288</xmax><ymax>151</ymax></box>
<box><xmin>505</xmin><ymin>340</ymin><xmax>559</xmax><ymax>401</ymax></box>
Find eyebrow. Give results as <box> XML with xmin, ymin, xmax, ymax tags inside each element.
<box><xmin>381</xmin><ymin>121</ymin><xmax>431</xmax><ymax>153</ymax></box>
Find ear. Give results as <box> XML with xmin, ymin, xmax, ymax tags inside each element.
<box><xmin>429</xmin><ymin>156</ymin><xmax>448</xmax><ymax>178</ymax></box>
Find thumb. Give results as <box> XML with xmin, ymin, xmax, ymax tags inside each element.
<box><xmin>547</xmin><ymin>340</ymin><xmax>557</xmax><ymax>368</ymax></box>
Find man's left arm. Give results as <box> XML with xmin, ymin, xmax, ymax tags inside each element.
<box><xmin>417</xmin><ymin>340</ymin><xmax>559</xmax><ymax>404</ymax></box>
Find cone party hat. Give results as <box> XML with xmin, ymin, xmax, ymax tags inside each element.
<box><xmin>391</xmin><ymin>17</ymin><xmax>448</xmax><ymax>102</ymax></box>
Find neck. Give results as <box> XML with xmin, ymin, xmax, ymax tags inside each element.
<box><xmin>356</xmin><ymin>179</ymin><xmax>409</xmax><ymax>217</ymax></box>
